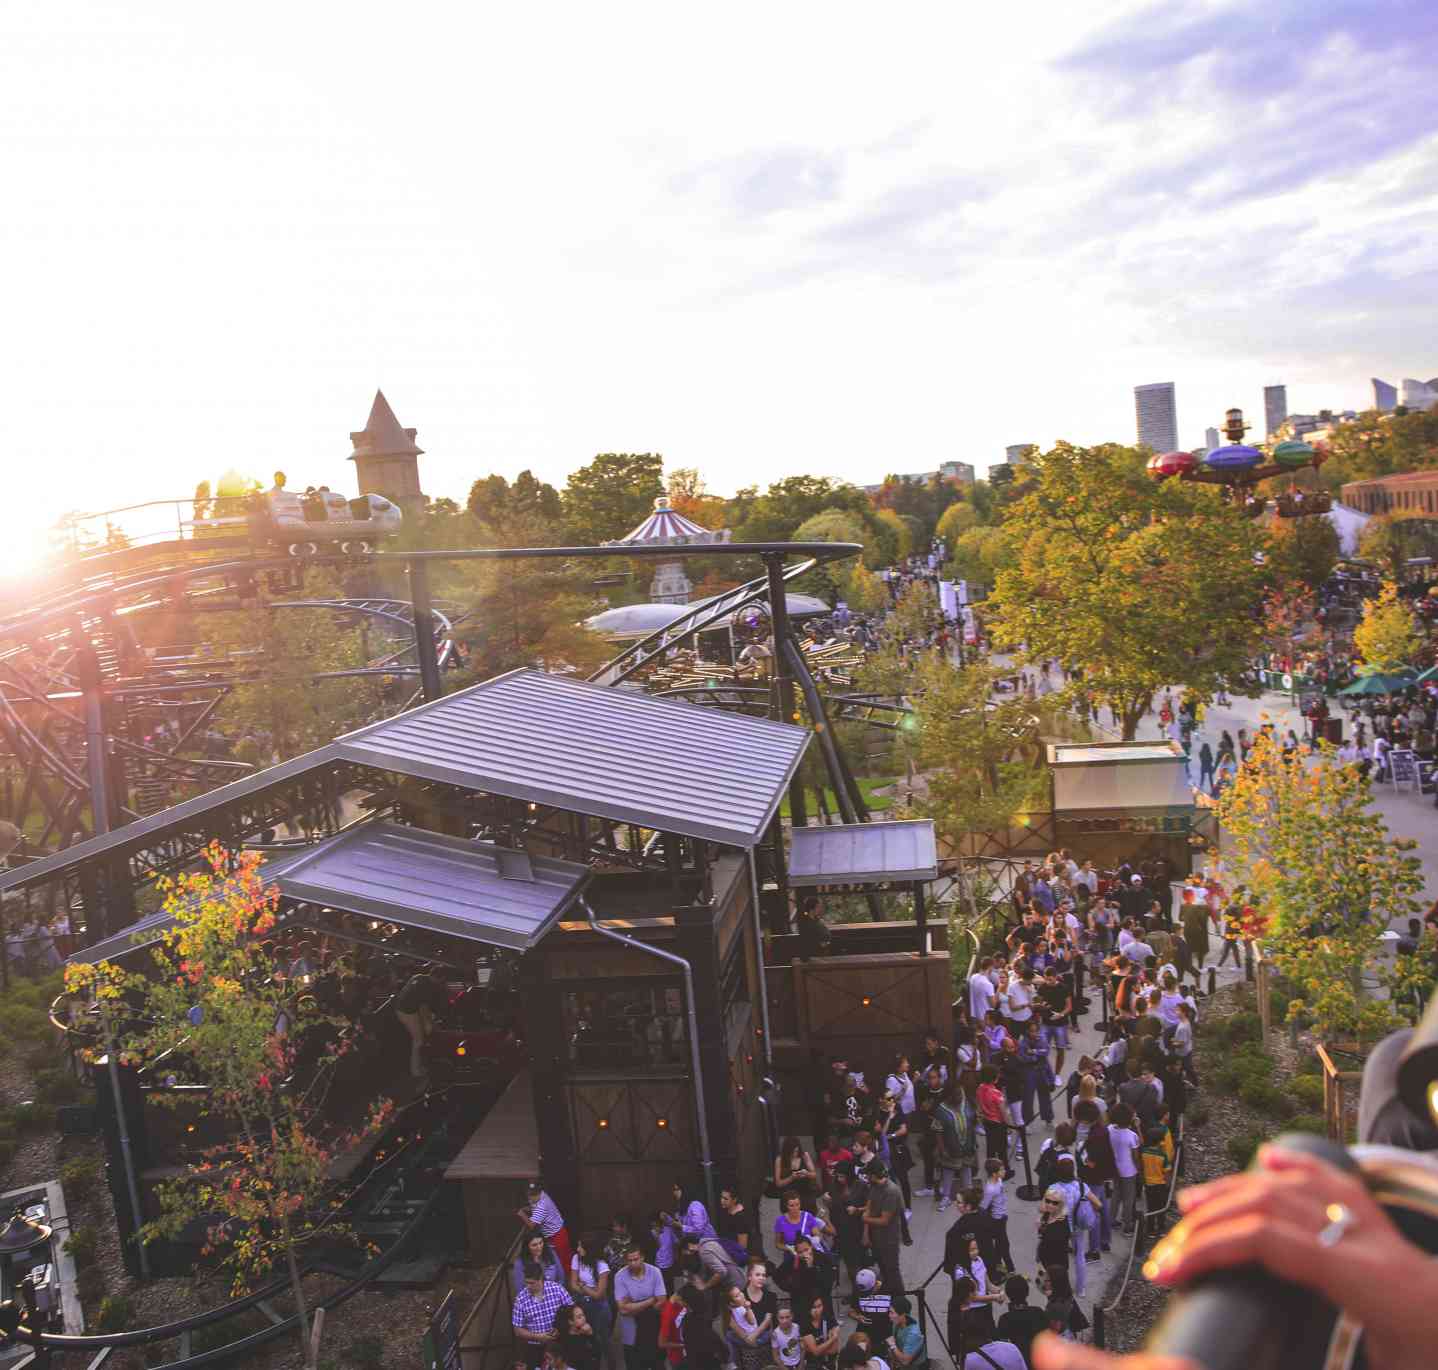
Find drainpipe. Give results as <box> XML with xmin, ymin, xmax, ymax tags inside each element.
<box><xmin>581</xmin><ymin>897</ymin><xmax>716</xmax><ymax>1214</ymax></box>
<box><xmin>747</xmin><ymin>850</ymin><xmax>773</xmax><ymax>1070</ymax></box>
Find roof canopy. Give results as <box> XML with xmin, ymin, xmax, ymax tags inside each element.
<box><xmin>788</xmin><ymin>819</ymin><xmax>938</xmax><ymax>887</ymax></box>
<box><xmin>73</xmin><ymin>821</ymin><xmax>589</xmax><ymax>964</ymax></box>
<box><xmin>333</xmin><ymin>669</ymin><xmax>810</xmax><ymax>847</ymax></box>
<box><xmin>604</xmin><ymin>496</ymin><xmax>731</xmax><ymax>547</ymax></box>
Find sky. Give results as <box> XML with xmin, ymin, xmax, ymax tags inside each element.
<box><xmin>2</xmin><ymin>0</ymin><xmax>1437</xmax><ymax>564</ymax></box>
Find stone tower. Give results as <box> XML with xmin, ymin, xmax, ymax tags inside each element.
<box><xmin>349</xmin><ymin>390</ymin><xmax>425</xmax><ymax>510</ymax></box>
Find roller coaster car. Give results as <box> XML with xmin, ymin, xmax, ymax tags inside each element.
<box><xmin>1276</xmin><ymin>491</ymin><xmax>1333</xmax><ymax>517</ymax></box>
<box><xmin>266</xmin><ymin>490</ymin><xmax>402</xmax><ymax>555</ymax></box>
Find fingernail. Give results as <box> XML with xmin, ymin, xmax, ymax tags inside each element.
<box><xmin>1144</xmin><ymin>1238</ymin><xmax>1180</xmax><ymax>1282</ymax></box>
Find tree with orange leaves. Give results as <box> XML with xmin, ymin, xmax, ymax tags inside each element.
<box><xmin>66</xmin><ymin>847</ymin><xmax>393</xmax><ymax>1368</ymax></box>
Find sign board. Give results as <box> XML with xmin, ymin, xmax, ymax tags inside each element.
<box><xmin>422</xmin><ymin>1290</ymin><xmax>462</xmax><ymax>1370</ymax></box>
<box><xmin>1389</xmin><ymin>748</ymin><xmax>1418</xmax><ymax>792</ymax></box>
<box><xmin>938</xmin><ymin>580</ymin><xmax>958</xmax><ymax>620</ymax></box>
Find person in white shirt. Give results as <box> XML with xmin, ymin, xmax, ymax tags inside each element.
<box><xmin>969</xmin><ymin>959</ymin><xmax>997</xmax><ymax>1023</ymax></box>
<box><xmin>962</xmin><ymin>1341</ymin><xmax>1026</xmax><ymax>1370</ymax></box>
<box><xmin>1108</xmin><ymin>1105</ymin><xmax>1141</xmax><ymax>1233</ymax></box>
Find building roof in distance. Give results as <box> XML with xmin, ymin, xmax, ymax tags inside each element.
<box><xmin>350</xmin><ymin>388</ymin><xmax>422</xmax><ymax>460</ymax></box>
<box><xmin>788</xmin><ymin>819</ymin><xmax>938</xmax><ymax>887</ymax></box>
<box><xmin>1047</xmin><ymin>742</ymin><xmax>1184</xmax><ymax>766</ymax></box>
<box><xmin>333</xmin><ymin>667</ymin><xmax>810</xmax><ymax>847</ymax></box>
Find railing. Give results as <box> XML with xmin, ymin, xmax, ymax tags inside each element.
<box><xmin>456</xmin><ymin>1228</ymin><xmax>524</xmax><ymax>1370</ymax></box>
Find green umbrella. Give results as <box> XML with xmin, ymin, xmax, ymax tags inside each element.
<box><xmin>1339</xmin><ymin>672</ymin><xmax>1412</xmax><ymax>696</ymax></box>
<box><xmin>1414</xmin><ymin>664</ymin><xmax>1437</xmax><ymax>686</ymax></box>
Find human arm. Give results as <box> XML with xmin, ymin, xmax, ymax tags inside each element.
<box><xmin>1031</xmin><ymin>1145</ymin><xmax>1438</xmax><ymax>1370</ymax></box>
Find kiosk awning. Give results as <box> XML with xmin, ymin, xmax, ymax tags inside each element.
<box><xmin>72</xmin><ymin>821</ymin><xmax>589</xmax><ymax>962</ymax></box>
<box><xmin>788</xmin><ymin>819</ymin><xmax>938</xmax><ymax>887</ymax></box>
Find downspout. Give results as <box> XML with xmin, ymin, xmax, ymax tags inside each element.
<box><xmin>581</xmin><ymin>897</ymin><xmax>716</xmax><ymax>1214</ymax></box>
<box><xmin>747</xmin><ymin>850</ymin><xmax>774</xmax><ymax>1069</ymax></box>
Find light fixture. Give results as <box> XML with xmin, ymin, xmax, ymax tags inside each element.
<box><xmin>456</xmin><ymin>1044</ymin><xmax>467</xmax><ymax>1057</ymax></box>
<box><xmin>598</xmin><ymin>1118</ymin><xmax>609</xmax><ymax>1129</ymax></box>
<box><xmin>861</xmin><ymin>996</ymin><xmax>872</xmax><ymax>1007</ymax></box>
<box><xmin>656</xmin><ymin>1118</ymin><xmax>668</xmax><ymax>1129</ymax></box>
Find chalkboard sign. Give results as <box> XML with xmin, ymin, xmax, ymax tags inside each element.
<box><xmin>422</xmin><ymin>1290</ymin><xmax>461</xmax><ymax>1370</ymax></box>
<box><xmin>1389</xmin><ymin>748</ymin><xmax>1418</xmax><ymax>792</ymax></box>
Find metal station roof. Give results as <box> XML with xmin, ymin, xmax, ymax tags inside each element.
<box><xmin>2</xmin><ymin>668</ymin><xmax>810</xmax><ymax>898</ymax></box>
<box><xmin>72</xmin><ymin>821</ymin><xmax>589</xmax><ymax>963</ymax></box>
<box><xmin>788</xmin><ymin>819</ymin><xmax>938</xmax><ymax>887</ymax></box>
<box><xmin>330</xmin><ymin>668</ymin><xmax>810</xmax><ymax>847</ymax></box>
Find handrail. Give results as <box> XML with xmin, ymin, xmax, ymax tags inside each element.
<box><xmin>1102</xmin><ymin>1133</ymin><xmax>1185</xmax><ymax>1313</ymax></box>
<box><xmin>456</xmin><ymin>1226</ymin><xmax>526</xmax><ymax>1355</ymax></box>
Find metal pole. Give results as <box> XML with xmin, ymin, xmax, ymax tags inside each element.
<box><xmin>407</xmin><ymin>558</ymin><xmax>444</xmax><ymax>704</ymax></box>
<box><xmin>79</xmin><ymin>644</ymin><xmax>111</xmax><ymax>837</ymax></box>
<box><xmin>765</xmin><ymin>555</ymin><xmax>808</xmax><ymax>828</ymax></box>
<box><xmin>99</xmin><ymin>997</ymin><xmax>150</xmax><ymax>1279</ymax></box>
<box><xmin>582</xmin><ymin>898</ymin><xmax>717</xmax><ymax>1215</ymax></box>
<box><xmin>748</xmin><ymin>850</ymin><xmax>774</xmax><ymax>1068</ymax></box>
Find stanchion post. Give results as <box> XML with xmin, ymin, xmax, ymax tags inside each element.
<box><xmin>1014</xmin><ymin>1119</ymin><xmax>1041</xmax><ymax>1202</ymax></box>
<box><xmin>1093</xmin><ymin>1304</ymin><xmax>1106</xmax><ymax>1348</ymax></box>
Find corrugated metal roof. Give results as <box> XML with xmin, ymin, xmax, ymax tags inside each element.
<box><xmin>333</xmin><ymin>668</ymin><xmax>810</xmax><ymax>847</ymax></box>
<box><xmin>72</xmin><ymin>822</ymin><xmax>589</xmax><ymax>962</ymax></box>
<box><xmin>278</xmin><ymin>821</ymin><xmax>588</xmax><ymax>951</ymax></box>
<box><xmin>788</xmin><ymin>819</ymin><xmax>938</xmax><ymax>887</ymax></box>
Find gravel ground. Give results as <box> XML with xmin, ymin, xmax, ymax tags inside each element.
<box><xmin>1098</xmin><ymin>982</ymin><xmax>1308</xmax><ymax>1353</ymax></box>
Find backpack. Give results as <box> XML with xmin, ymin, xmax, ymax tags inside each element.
<box><xmin>1072</xmin><ymin>1182</ymin><xmax>1097</xmax><ymax>1231</ymax></box>
<box><xmin>1035</xmin><ymin>1142</ymin><xmax>1063</xmax><ymax>1191</ymax></box>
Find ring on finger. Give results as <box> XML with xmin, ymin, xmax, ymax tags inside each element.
<box><xmin>1316</xmin><ymin>1202</ymin><xmax>1356</xmax><ymax>1248</ymax></box>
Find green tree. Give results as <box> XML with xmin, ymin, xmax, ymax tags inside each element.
<box><xmin>730</xmin><ymin>476</ymin><xmax>870</xmax><ymax>544</ymax></box>
<box><xmin>1216</xmin><ymin>729</ymin><xmax>1429</xmax><ymax>1046</ymax></box>
<box><xmin>1352</xmin><ymin>580</ymin><xmax>1424</xmax><ymax>673</ymax></box>
<box><xmin>1357</xmin><ymin>513</ymin><xmax>1438</xmax><ymax>581</ymax></box>
<box><xmin>451</xmin><ymin>507</ymin><xmax>611</xmax><ymax>680</ymax></box>
<box><xmin>66</xmin><ymin>849</ymin><xmax>395</xmax><ymax>1368</ymax></box>
<box><xmin>1267</xmin><ymin>509</ymin><xmax>1340</xmax><ymax>590</ymax></box>
<box><xmin>467</xmin><ymin>470</ymin><xmax>562</xmax><ymax>527</ymax></box>
<box><xmin>874</xmin><ymin>508</ymin><xmax>912</xmax><ymax>562</ymax></box>
<box><xmin>984</xmin><ymin>442</ymin><xmax>1271</xmax><ymax>739</ymax></box>
<box><xmin>841</xmin><ymin>562</ymin><xmax>888</xmax><ymax>614</ymax></box>
<box><xmin>203</xmin><ymin>574</ymin><xmax>377</xmax><ymax>765</ymax></box>
<box><xmin>943</xmin><ymin>525</ymin><xmax>1010</xmax><ymax>588</ymax></box>
<box><xmin>561</xmin><ymin>453</ymin><xmax>665</xmax><ymax>545</ymax></box>
<box><xmin>1319</xmin><ymin>405</ymin><xmax>1438</xmax><ymax>488</ymax></box>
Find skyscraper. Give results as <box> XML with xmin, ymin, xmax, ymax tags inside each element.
<box><xmin>1005</xmin><ymin>443</ymin><xmax>1036</xmax><ymax>467</ymax></box>
<box><xmin>1263</xmin><ymin>385</ymin><xmax>1287</xmax><ymax>438</ymax></box>
<box><xmin>1134</xmin><ymin>383</ymin><xmax>1178</xmax><ymax>452</ymax></box>
<box><xmin>1372</xmin><ymin>378</ymin><xmax>1397</xmax><ymax>412</ymax></box>
<box><xmin>1204</xmin><ymin>427</ymin><xmax>1220</xmax><ymax>453</ymax></box>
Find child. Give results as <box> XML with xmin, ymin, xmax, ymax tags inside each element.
<box><xmin>658</xmin><ymin>1287</ymin><xmax>687</xmax><ymax>1367</ymax></box>
<box><xmin>519</xmin><ymin>1181</ymin><xmax>572</xmax><ymax>1273</ymax></box>
<box><xmin>771</xmin><ymin>1304</ymin><xmax>802</xmax><ymax>1370</ymax></box>
<box><xmin>651</xmin><ymin>1210</ymin><xmax>678</xmax><ymax>1291</ymax></box>
<box><xmin>978</xmin><ymin>1157</ymin><xmax>1012</xmax><ymax>1274</ymax></box>
<box><xmin>1139</xmin><ymin>1126</ymin><xmax>1172</xmax><ymax>1241</ymax></box>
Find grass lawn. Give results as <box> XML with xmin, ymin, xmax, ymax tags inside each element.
<box><xmin>780</xmin><ymin>777</ymin><xmax>896</xmax><ymax>818</ymax></box>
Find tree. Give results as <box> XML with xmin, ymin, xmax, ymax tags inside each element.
<box><xmin>1267</xmin><ymin>510</ymin><xmax>1340</xmax><ymax>590</ymax></box>
<box><xmin>791</xmin><ymin>510</ymin><xmax>868</xmax><ymax>603</ymax></box>
<box><xmin>450</xmin><ymin>507</ymin><xmax>612</xmax><ymax>680</ymax></box>
<box><xmin>666</xmin><ymin>468</ymin><xmax>728</xmax><ymax>529</ymax></box>
<box><xmin>65</xmin><ymin>848</ymin><xmax>395</xmax><ymax>1368</ymax></box>
<box><xmin>1357</xmin><ymin>513</ymin><xmax>1438</xmax><ymax>581</ymax></box>
<box><xmin>561</xmin><ymin>453</ymin><xmax>664</xmax><ymax>545</ymax></box>
<box><xmin>1318</xmin><ymin>405</ymin><xmax>1438</xmax><ymax>488</ymax></box>
<box><xmin>944</xmin><ymin>526</ymin><xmax>1009</xmax><ymax>587</ymax></box>
<box><xmin>202</xmin><ymin>574</ymin><xmax>377</xmax><ymax>765</ymax></box>
<box><xmin>729</xmin><ymin>476</ymin><xmax>870</xmax><ymax>544</ymax></box>
<box><xmin>1215</xmin><ymin>729</ymin><xmax>1429</xmax><ymax>1046</ymax></box>
<box><xmin>934</xmin><ymin>501</ymin><xmax>979</xmax><ymax>547</ymax></box>
<box><xmin>1352</xmin><ymin>580</ymin><xmax>1424</xmax><ymax>673</ymax></box>
<box><xmin>841</xmin><ymin>562</ymin><xmax>888</xmax><ymax>614</ymax></box>
<box><xmin>984</xmin><ymin>442</ymin><xmax>1271</xmax><ymax>739</ymax></box>
<box><xmin>467</xmin><ymin>470</ymin><xmax>562</xmax><ymax>527</ymax></box>
<box><xmin>873</xmin><ymin>508</ymin><xmax>911</xmax><ymax>562</ymax></box>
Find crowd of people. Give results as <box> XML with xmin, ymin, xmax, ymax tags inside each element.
<box><xmin>509</xmin><ymin>846</ymin><xmax>1240</xmax><ymax>1370</ymax></box>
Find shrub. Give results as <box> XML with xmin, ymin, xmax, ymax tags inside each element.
<box><xmin>96</xmin><ymin>1295</ymin><xmax>135</xmax><ymax>1333</ymax></box>
<box><xmin>189</xmin><ymin>1309</ymin><xmax>271</xmax><ymax>1355</ymax></box>
<box><xmin>1221</xmin><ymin>1011</ymin><xmax>1263</xmax><ymax>1046</ymax></box>
<box><xmin>1288</xmin><ymin>1113</ymin><xmax>1327</xmax><ymax>1135</ymax></box>
<box><xmin>1238</xmin><ymin>1079</ymin><xmax>1295</xmax><ymax>1118</ymax></box>
<box><xmin>1226</xmin><ymin>1128</ymin><xmax>1269</xmax><ymax>1170</ymax></box>
<box><xmin>1295</xmin><ymin>1052</ymin><xmax>1322</xmax><ymax>1077</ymax></box>
<box><xmin>61</xmin><ymin>1156</ymin><xmax>102</xmax><ymax>1200</ymax></box>
<box><xmin>65</xmin><ymin>1227</ymin><xmax>98</xmax><ymax>1268</ymax></box>
<box><xmin>345</xmin><ymin>1334</ymin><xmax>386</xmax><ymax>1368</ymax></box>
<box><xmin>1290</xmin><ymin>1075</ymin><xmax>1325</xmax><ymax>1110</ymax></box>
<box><xmin>34</xmin><ymin>1067</ymin><xmax>85</xmax><ymax>1107</ymax></box>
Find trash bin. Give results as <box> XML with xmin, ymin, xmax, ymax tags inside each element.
<box><xmin>1324</xmin><ymin>717</ymin><xmax>1343</xmax><ymax>744</ymax></box>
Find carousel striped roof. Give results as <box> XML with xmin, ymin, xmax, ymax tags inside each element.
<box><xmin>604</xmin><ymin>496</ymin><xmax>731</xmax><ymax>547</ymax></box>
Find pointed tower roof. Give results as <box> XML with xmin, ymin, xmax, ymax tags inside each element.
<box><xmin>349</xmin><ymin>389</ymin><xmax>423</xmax><ymax>462</ymax></box>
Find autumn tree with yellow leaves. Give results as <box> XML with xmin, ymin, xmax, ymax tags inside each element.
<box><xmin>1215</xmin><ymin>728</ymin><xmax>1430</xmax><ymax>1046</ymax></box>
<box><xmin>1352</xmin><ymin>579</ymin><xmax>1424</xmax><ymax>675</ymax></box>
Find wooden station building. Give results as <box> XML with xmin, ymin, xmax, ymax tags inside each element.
<box><xmin>5</xmin><ymin>669</ymin><xmax>947</xmax><ymax>1269</ymax></box>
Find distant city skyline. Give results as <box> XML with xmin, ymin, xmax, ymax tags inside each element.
<box><xmin>1264</xmin><ymin>384</ymin><xmax>1287</xmax><ymax>438</ymax></box>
